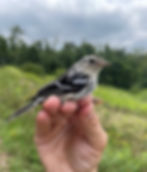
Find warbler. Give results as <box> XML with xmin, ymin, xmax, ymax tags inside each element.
<box><xmin>8</xmin><ymin>54</ymin><xmax>109</xmax><ymax>121</ymax></box>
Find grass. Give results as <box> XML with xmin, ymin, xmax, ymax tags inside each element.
<box><xmin>94</xmin><ymin>86</ymin><xmax>147</xmax><ymax>115</ymax></box>
<box><xmin>0</xmin><ymin>66</ymin><xmax>147</xmax><ymax>172</ymax></box>
<box><xmin>136</xmin><ymin>89</ymin><xmax>147</xmax><ymax>101</ymax></box>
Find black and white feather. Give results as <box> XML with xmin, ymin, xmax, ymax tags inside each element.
<box><xmin>8</xmin><ymin>54</ymin><xmax>109</xmax><ymax>121</ymax></box>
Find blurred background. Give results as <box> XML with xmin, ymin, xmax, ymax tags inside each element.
<box><xmin>0</xmin><ymin>0</ymin><xmax>147</xmax><ymax>171</ymax></box>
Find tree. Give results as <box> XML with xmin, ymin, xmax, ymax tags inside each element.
<box><xmin>9</xmin><ymin>26</ymin><xmax>24</xmax><ymax>49</ymax></box>
<box><xmin>59</xmin><ymin>42</ymin><xmax>78</xmax><ymax>68</ymax></box>
<box><xmin>0</xmin><ymin>36</ymin><xmax>9</xmax><ymax>64</ymax></box>
<box><xmin>76</xmin><ymin>42</ymin><xmax>96</xmax><ymax>58</ymax></box>
<box><xmin>99</xmin><ymin>46</ymin><xmax>140</xmax><ymax>89</ymax></box>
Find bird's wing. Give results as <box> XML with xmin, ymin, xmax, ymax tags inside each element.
<box><xmin>31</xmin><ymin>72</ymin><xmax>89</xmax><ymax>100</ymax></box>
<box><xmin>59</xmin><ymin>72</ymin><xmax>89</xmax><ymax>92</ymax></box>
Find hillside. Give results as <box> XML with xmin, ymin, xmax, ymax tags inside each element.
<box><xmin>0</xmin><ymin>66</ymin><xmax>147</xmax><ymax>172</ymax></box>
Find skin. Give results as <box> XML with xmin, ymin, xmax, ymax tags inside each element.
<box><xmin>35</xmin><ymin>96</ymin><xmax>108</xmax><ymax>172</ymax></box>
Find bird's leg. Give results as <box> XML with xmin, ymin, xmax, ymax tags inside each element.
<box><xmin>92</xmin><ymin>97</ymin><xmax>103</xmax><ymax>105</ymax></box>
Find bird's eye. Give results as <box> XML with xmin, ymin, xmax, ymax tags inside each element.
<box><xmin>89</xmin><ymin>59</ymin><xmax>95</xmax><ymax>64</ymax></box>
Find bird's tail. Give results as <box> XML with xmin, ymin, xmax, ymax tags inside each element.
<box><xmin>7</xmin><ymin>98</ymin><xmax>43</xmax><ymax>122</ymax></box>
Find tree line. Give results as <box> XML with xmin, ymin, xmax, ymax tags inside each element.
<box><xmin>0</xmin><ymin>26</ymin><xmax>147</xmax><ymax>90</ymax></box>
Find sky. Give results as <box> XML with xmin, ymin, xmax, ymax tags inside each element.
<box><xmin>0</xmin><ymin>0</ymin><xmax>147</xmax><ymax>50</ymax></box>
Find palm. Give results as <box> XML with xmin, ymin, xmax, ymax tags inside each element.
<box><xmin>35</xmin><ymin>96</ymin><xmax>107</xmax><ymax>172</ymax></box>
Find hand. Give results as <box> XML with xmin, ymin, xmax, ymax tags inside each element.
<box><xmin>35</xmin><ymin>96</ymin><xmax>107</xmax><ymax>172</ymax></box>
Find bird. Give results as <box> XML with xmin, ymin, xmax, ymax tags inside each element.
<box><xmin>8</xmin><ymin>54</ymin><xmax>110</xmax><ymax>121</ymax></box>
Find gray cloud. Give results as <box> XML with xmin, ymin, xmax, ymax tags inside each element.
<box><xmin>0</xmin><ymin>0</ymin><xmax>147</xmax><ymax>50</ymax></box>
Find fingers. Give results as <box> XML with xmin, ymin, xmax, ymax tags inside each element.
<box><xmin>76</xmin><ymin>98</ymin><xmax>96</xmax><ymax>132</ymax></box>
<box><xmin>37</xmin><ymin>95</ymin><xmax>107</xmax><ymax>151</ymax></box>
<box><xmin>78</xmin><ymin>95</ymin><xmax>93</xmax><ymax>107</ymax></box>
<box><xmin>61</xmin><ymin>101</ymin><xmax>77</xmax><ymax>116</ymax></box>
<box><xmin>35</xmin><ymin>110</ymin><xmax>51</xmax><ymax>138</ymax></box>
<box><xmin>41</xmin><ymin>96</ymin><xmax>78</xmax><ymax>134</ymax></box>
<box><xmin>44</xmin><ymin>96</ymin><xmax>78</xmax><ymax>117</ymax></box>
<box><xmin>78</xmin><ymin>101</ymin><xmax>94</xmax><ymax>116</ymax></box>
<box><xmin>36</xmin><ymin>96</ymin><xmax>61</xmax><ymax>142</ymax></box>
<box><xmin>76</xmin><ymin>96</ymin><xmax>108</xmax><ymax>150</ymax></box>
<box><xmin>43</xmin><ymin>96</ymin><xmax>61</xmax><ymax>114</ymax></box>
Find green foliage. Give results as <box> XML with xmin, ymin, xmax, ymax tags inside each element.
<box><xmin>0</xmin><ymin>36</ymin><xmax>9</xmax><ymax>64</ymax></box>
<box><xmin>99</xmin><ymin>46</ymin><xmax>141</xmax><ymax>89</ymax></box>
<box><xmin>100</xmin><ymin>146</ymin><xmax>147</xmax><ymax>172</ymax></box>
<box><xmin>138</xmin><ymin>55</ymin><xmax>147</xmax><ymax>88</ymax></box>
<box><xmin>0</xmin><ymin>67</ymin><xmax>147</xmax><ymax>172</ymax></box>
<box><xmin>0</xmin><ymin>26</ymin><xmax>147</xmax><ymax>90</ymax></box>
<box><xmin>21</xmin><ymin>63</ymin><xmax>45</xmax><ymax>75</ymax></box>
<box><xmin>98</xmin><ymin>107</ymin><xmax>147</xmax><ymax>172</ymax></box>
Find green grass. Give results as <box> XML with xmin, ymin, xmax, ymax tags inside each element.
<box><xmin>0</xmin><ymin>66</ymin><xmax>147</xmax><ymax>172</ymax></box>
<box><xmin>94</xmin><ymin>86</ymin><xmax>147</xmax><ymax>115</ymax></box>
<box><xmin>136</xmin><ymin>89</ymin><xmax>147</xmax><ymax>101</ymax></box>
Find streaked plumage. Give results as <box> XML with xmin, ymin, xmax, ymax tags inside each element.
<box><xmin>8</xmin><ymin>54</ymin><xmax>109</xmax><ymax>121</ymax></box>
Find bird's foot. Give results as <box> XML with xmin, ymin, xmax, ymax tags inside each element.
<box><xmin>93</xmin><ymin>98</ymin><xmax>103</xmax><ymax>105</ymax></box>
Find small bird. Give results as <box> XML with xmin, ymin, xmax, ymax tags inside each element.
<box><xmin>8</xmin><ymin>54</ymin><xmax>109</xmax><ymax>121</ymax></box>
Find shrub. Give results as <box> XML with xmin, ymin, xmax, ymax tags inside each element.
<box><xmin>20</xmin><ymin>63</ymin><xmax>45</xmax><ymax>75</ymax></box>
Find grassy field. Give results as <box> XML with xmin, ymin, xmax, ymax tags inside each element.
<box><xmin>0</xmin><ymin>66</ymin><xmax>147</xmax><ymax>172</ymax></box>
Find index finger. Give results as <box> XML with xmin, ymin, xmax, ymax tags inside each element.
<box><xmin>43</xmin><ymin>96</ymin><xmax>61</xmax><ymax>114</ymax></box>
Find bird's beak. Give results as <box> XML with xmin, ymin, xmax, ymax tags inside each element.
<box><xmin>98</xmin><ymin>61</ymin><xmax>111</xmax><ymax>67</ymax></box>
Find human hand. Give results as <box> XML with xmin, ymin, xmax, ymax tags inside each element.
<box><xmin>35</xmin><ymin>96</ymin><xmax>107</xmax><ymax>172</ymax></box>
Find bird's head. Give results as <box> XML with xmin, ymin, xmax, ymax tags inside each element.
<box><xmin>75</xmin><ymin>54</ymin><xmax>110</xmax><ymax>75</ymax></box>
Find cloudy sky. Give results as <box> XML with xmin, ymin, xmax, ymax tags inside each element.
<box><xmin>0</xmin><ymin>0</ymin><xmax>147</xmax><ymax>50</ymax></box>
